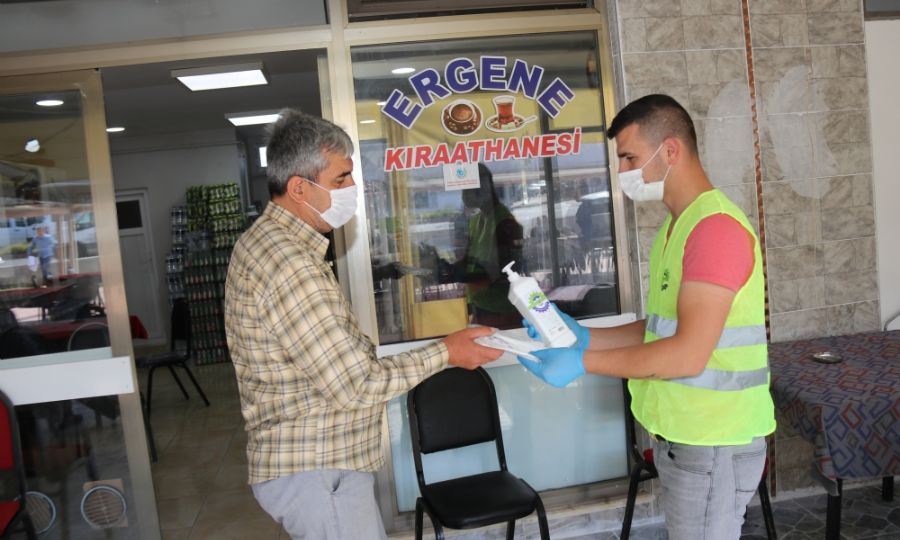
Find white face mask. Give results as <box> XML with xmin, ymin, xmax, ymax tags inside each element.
<box><xmin>303</xmin><ymin>179</ymin><xmax>358</xmax><ymax>228</ymax></box>
<box><xmin>618</xmin><ymin>144</ymin><xmax>671</xmax><ymax>202</ymax></box>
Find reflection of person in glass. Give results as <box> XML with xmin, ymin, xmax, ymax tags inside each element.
<box><xmin>223</xmin><ymin>109</ymin><xmax>502</xmax><ymax>540</ymax></box>
<box><xmin>455</xmin><ymin>163</ymin><xmax>523</xmax><ymax>328</ymax></box>
<box><xmin>29</xmin><ymin>225</ymin><xmax>56</xmax><ymax>285</ymax></box>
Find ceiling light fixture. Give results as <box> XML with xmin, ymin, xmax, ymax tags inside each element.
<box><xmin>24</xmin><ymin>138</ymin><xmax>40</xmax><ymax>153</ymax></box>
<box><xmin>172</xmin><ymin>62</ymin><xmax>268</xmax><ymax>92</ymax></box>
<box><xmin>359</xmin><ymin>119</ymin><xmax>376</xmax><ymax>124</ymax></box>
<box><xmin>106</xmin><ymin>127</ymin><xmax>126</xmax><ymax>133</ymax></box>
<box><xmin>224</xmin><ymin>110</ymin><xmax>281</xmax><ymax>127</ymax></box>
<box><xmin>36</xmin><ymin>99</ymin><xmax>64</xmax><ymax>107</ymax></box>
<box><xmin>391</xmin><ymin>67</ymin><xmax>415</xmax><ymax>75</ymax></box>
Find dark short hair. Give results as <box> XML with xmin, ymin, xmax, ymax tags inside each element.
<box><xmin>265</xmin><ymin>109</ymin><xmax>353</xmax><ymax>197</ymax></box>
<box><xmin>608</xmin><ymin>94</ymin><xmax>698</xmax><ymax>154</ymax></box>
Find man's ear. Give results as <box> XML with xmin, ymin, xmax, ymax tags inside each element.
<box><xmin>286</xmin><ymin>176</ymin><xmax>305</xmax><ymax>203</ymax></box>
<box><xmin>663</xmin><ymin>137</ymin><xmax>682</xmax><ymax>165</ymax></box>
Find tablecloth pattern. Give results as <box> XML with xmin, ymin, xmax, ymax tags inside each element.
<box><xmin>768</xmin><ymin>330</ymin><xmax>899</xmax><ymax>490</ymax></box>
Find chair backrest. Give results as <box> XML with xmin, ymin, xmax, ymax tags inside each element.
<box><xmin>407</xmin><ymin>367</ymin><xmax>507</xmax><ymax>489</ymax></box>
<box><xmin>0</xmin><ymin>326</ymin><xmax>50</xmax><ymax>359</ymax></box>
<box><xmin>0</xmin><ymin>388</ymin><xmax>27</xmax><ymax>505</ymax></box>
<box><xmin>170</xmin><ymin>299</ymin><xmax>191</xmax><ymax>354</ymax></box>
<box><xmin>67</xmin><ymin>322</ymin><xmax>110</xmax><ymax>351</ymax></box>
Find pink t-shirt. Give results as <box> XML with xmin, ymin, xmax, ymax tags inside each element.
<box><xmin>681</xmin><ymin>214</ymin><xmax>754</xmax><ymax>292</ymax></box>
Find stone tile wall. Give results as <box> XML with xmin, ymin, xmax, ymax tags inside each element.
<box><xmin>611</xmin><ymin>0</ymin><xmax>879</xmax><ymax>494</ymax></box>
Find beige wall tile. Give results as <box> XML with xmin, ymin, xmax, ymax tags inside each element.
<box><xmin>697</xmin><ymin>116</ymin><xmax>756</xmax><ymax>185</ymax></box>
<box><xmin>646</xmin><ymin>17</ymin><xmax>686</xmax><ymax>51</ymax></box>
<box><xmin>807</xmin><ymin>13</ymin><xmax>864</xmax><ymax>45</ymax></box>
<box><xmin>809</xmin><ymin>111</ymin><xmax>869</xmax><ymax>146</ymax></box>
<box><xmin>762</xmin><ymin>179</ymin><xmax>818</xmax><ymax>215</ymax></box>
<box><xmin>821</xmin><ymin>237</ymin><xmax>877</xmax><ymax>274</ymax></box>
<box><xmin>751</xmin><ymin>14</ymin><xmax>809</xmax><ymax>47</ymax></box>
<box><xmin>823</xmin><ymin>270</ymin><xmax>878</xmax><ymax>304</ymax></box>
<box><xmin>623</xmin><ymin>51</ymin><xmax>689</xmax><ymax>87</ymax></box>
<box><xmin>619</xmin><ymin>0</ymin><xmax>681</xmax><ymax>18</ymax></box>
<box><xmin>810</xmin><ymin>44</ymin><xmax>866</xmax><ymax>78</ymax></box>
<box><xmin>765</xmin><ymin>212</ymin><xmax>821</xmax><ymax>248</ymax></box>
<box><xmin>753</xmin><ymin>47</ymin><xmax>810</xmax><ymax>82</ymax></box>
<box><xmin>825</xmin><ymin>300</ymin><xmax>880</xmax><ymax>335</ymax></box>
<box><xmin>818</xmin><ymin>174</ymin><xmax>873</xmax><ymax>209</ymax></box>
<box><xmin>689</xmin><ymin>83</ymin><xmax>752</xmax><ymax>118</ymax></box>
<box><xmin>820</xmin><ymin>205</ymin><xmax>875</xmax><ymax>241</ymax></box>
<box><xmin>718</xmin><ymin>183</ymin><xmax>760</xmax><ymax>227</ymax></box>
<box><xmin>770</xmin><ymin>307</ymin><xmax>828</xmax><ymax>341</ymax></box>
<box><xmin>621</xmin><ymin>18</ymin><xmax>649</xmax><ymax>53</ymax></box>
<box><xmin>767</xmin><ymin>244</ymin><xmax>821</xmax><ymax>281</ymax></box>
<box><xmin>761</xmin><ymin>145</ymin><xmax>815</xmax><ymax>182</ymax></box>
<box><xmin>768</xmin><ymin>276</ymin><xmax>825</xmax><ymax>313</ymax></box>
<box><xmin>684</xmin><ymin>15</ymin><xmax>745</xmax><ymax>49</ymax></box>
<box><xmin>626</xmin><ymin>85</ymin><xmax>692</xmax><ymax>114</ymax></box>
<box><xmin>681</xmin><ymin>0</ymin><xmax>741</xmax><ymax>16</ymax></box>
<box><xmin>812</xmin><ymin>140</ymin><xmax>872</xmax><ymax>177</ymax></box>
<box><xmin>757</xmin><ymin>77</ymin><xmax>811</xmax><ymax>115</ymax></box>
<box><xmin>806</xmin><ymin>0</ymin><xmax>859</xmax><ymax>13</ymax></box>
<box><xmin>750</xmin><ymin>0</ymin><xmax>806</xmax><ymax>15</ymax></box>
<box><xmin>635</xmin><ymin>200</ymin><xmax>669</xmax><ymax>228</ymax></box>
<box><xmin>810</xmin><ymin>77</ymin><xmax>868</xmax><ymax>110</ymax></box>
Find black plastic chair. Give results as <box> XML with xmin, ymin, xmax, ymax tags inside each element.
<box><xmin>620</xmin><ymin>379</ymin><xmax>777</xmax><ymax>539</ymax></box>
<box><xmin>66</xmin><ymin>322</ymin><xmax>110</xmax><ymax>351</ymax></box>
<box><xmin>407</xmin><ymin>367</ymin><xmax>550</xmax><ymax>540</ymax></box>
<box><xmin>0</xmin><ymin>389</ymin><xmax>37</xmax><ymax>540</ymax></box>
<box><xmin>135</xmin><ymin>299</ymin><xmax>209</xmax><ymax>460</ymax></box>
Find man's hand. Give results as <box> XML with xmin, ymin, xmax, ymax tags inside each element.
<box><xmin>523</xmin><ymin>303</ymin><xmax>590</xmax><ymax>351</ymax></box>
<box><xmin>443</xmin><ymin>326</ymin><xmax>503</xmax><ymax>369</ymax></box>
<box><xmin>518</xmin><ymin>347</ymin><xmax>586</xmax><ymax>387</ymax></box>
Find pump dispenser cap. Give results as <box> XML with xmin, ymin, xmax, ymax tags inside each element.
<box><xmin>502</xmin><ymin>261</ymin><xmax>520</xmax><ymax>280</ymax></box>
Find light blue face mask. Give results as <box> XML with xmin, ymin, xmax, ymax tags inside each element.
<box><xmin>618</xmin><ymin>144</ymin><xmax>671</xmax><ymax>202</ymax></box>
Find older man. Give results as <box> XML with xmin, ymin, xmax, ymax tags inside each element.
<box><xmin>224</xmin><ymin>109</ymin><xmax>501</xmax><ymax>540</ymax></box>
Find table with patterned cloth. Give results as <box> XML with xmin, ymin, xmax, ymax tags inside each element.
<box><xmin>768</xmin><ymin>330</ymin><xmax>899</xmax><ymax>540</ymax></box>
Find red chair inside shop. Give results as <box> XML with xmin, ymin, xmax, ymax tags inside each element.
<box><xmin>1</xmin><ymin>388</ymin><xmax>37</xmax><ymax>540</ymax></box>
<box><xmin>620</xmin><ymin>379</ymin><xmax>777</xmax><ymax>540</ymax></box>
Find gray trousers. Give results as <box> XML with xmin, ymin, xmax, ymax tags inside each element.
<box><xmin>652</xmin><ymin>436</ymin><xmax>767</xmax><ymax>540</ymax></box>
<box><xmin>252</xmin><ymin>469</ymin><xmax>388</xmax><ymax>540</ymax></box>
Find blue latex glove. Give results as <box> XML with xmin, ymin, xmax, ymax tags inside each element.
<box><xmin>522</xmin><ymin>303</ymin><xmax>590</xmax><ymax>351</ymax></box>
<box><xmin>517</xmin><ymin>347</ymin><xmax>586</xmax><ymax>388</ymax></box>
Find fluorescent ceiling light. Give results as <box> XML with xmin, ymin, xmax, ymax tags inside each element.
<box><xmin>106</xmin><ymin>126</ymin><xmax>125</xmax><ymax>133</ymax></box>
<box><xmin>36</xmin><ymin>99</ymin><xmax>64</xmax><ymax>107</ymax></box>
<box><xmin>359</xmin><ymin>119</ymin><xmax>376</xmax><ymax>125</ymax></box>
<box><xmin>25</xmin><ymin>138</ymin><xmax>40</xmax><ymax>153</ymax></box>
<box><xmin>376</xmin><ymin>101</ymin><xmax>387</xmax><ymax>106</ymax></box>
<box><xmin>172</xmin><ymin>62</ymin><xmax>268</xmax><ymax>91</ymax></box>
<box><xmin>225</xmin><ymin>110</ymin><xmax>281</xmax><ymax>127</ymax></box>
<box><xmin>259</xmin><ymin>146</ymin><xmax>267</xmax><ymax>168</ymax></box>
<box><xmin>391</xmin><ymin>67</ymin><xmax>415</xmax><ymax>75</ymax></box>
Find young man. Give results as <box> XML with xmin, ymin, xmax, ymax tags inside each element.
<box><xmin>224</xmin><ymin>109</ymin><xmax>501</xmax><ymax>539</ymax></box>
<box><xmin>519</xmin><ymin>94</ymin><xmax>775</xmax><ymax>539</ymax></box>
<box><xmin>29</xmin><ymin>225</ymin><xmax>56</xmax><ymax>284</ymax></box>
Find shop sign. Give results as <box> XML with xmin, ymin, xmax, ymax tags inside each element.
<box><xmin>380</xmin><ymin>56</ymin><xmax>582</xmax><ymax>172</ymax></box>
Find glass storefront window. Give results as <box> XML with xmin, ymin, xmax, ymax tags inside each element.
<box><xmin>352</xmin><ymin>32</ymin><xmax>619</xmax><ymax>345</ymax></box>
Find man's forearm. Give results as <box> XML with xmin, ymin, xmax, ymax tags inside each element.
<box><xmin>585</xmin><ymin>319</ymin><xmax>646</xmax><ymax>351</ymax></box>
<box><xmin>582</xmin><ymin>334</ymin><xmax>710</xmax><ymax>380</ymax></box>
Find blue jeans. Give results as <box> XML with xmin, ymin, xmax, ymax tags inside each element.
<box><xmin>652</xmin><ymin>436</ymin><xmax>767</xmax><ymax>540</ymax></box>
<box><xmin>252</xmin><ymin>469</ymin><xmax>388</xmax><ymax>540</ymax></box>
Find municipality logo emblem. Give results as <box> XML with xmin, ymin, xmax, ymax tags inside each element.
<box><xmin>527</xmin><ymin>291</ymin><xmax>550</xmax><ymax>312</ymax></box>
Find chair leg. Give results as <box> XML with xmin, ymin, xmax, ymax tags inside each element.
<box><xmin>534</xmin><ymin>496</ymin><xmax>551</xmax><ymax>540</ymax></box>
<box><xmin>620</xmin><ymin>462</ymin><xmax>645</xmax><ymax>540</ymax></box>
<box><xmin>414</xmin><ymin>499</ymin><xmax>424</xmax><ymax>540</ymax></box>
<box><xmin>883</xmin><ymin>476</ymin><xmax>894</xmax><ymax>502</ymax></box>
<box><xmin>167</xmin><ymin>365</ymin><xmax>190</xmax><ymax>399</ymax></box>
<box><xmin>22</xmin><ymin>511</ymin><xmax>38</xmax><ymax>540</ymax></box>
<box><xmin>420</xmin><ymin>500</ymin><xmax>444</xmax><ymax>540</ymax></box>
<box><xmin>179</xmin><ymin>362</ymin><xmax>210</xmax><ymax>406</ymax></box>
<box><xmin>825</xmin><ymin>478</ymin><xmax>842</xmax><ymax>540</ymax></box>
<box><xmin>140</xmin><ymin>392</ymin><xmax>157</xmax><ymax>462</ymax></box>
<box><xmin>757</xmin><ymin>474</ymin><xmax>777</xmax><ymax>540</ymax></box>
<box><xmin>505</xmin><ymin>520</ymin><xmax>515</xmax><ymax>540</ymax></box>
<box><xmin>146</xmin><ymin>367</ymin><xmax>157</xmax><ymax>422</ymax></box>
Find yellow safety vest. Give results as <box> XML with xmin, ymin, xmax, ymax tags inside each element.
<box><xmin>629</xmin><ymin>189</ymin><xmax>776</xmax><ymax>445</ymax></box>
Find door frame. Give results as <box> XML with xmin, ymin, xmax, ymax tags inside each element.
<box><xmin>116</xmin><ymin>187</ymin><xmax>165</xmax><ymax>344</ymax></box>
<box><xmin>0</xmin><ymin>70</ymin><xmax>160</xmax><ymax>540</ymax></box>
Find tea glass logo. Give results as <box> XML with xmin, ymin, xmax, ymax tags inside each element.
<box><xmin>527</xmin><ymin>291</ymin><xmax>551</xmax><ymax>312</ymax></box>
<box><xmin>454</xmin><ymin>166</ymin><xmax>467</xmax><ymax>179</ymax></box>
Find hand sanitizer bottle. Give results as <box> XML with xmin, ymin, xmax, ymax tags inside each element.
<box><xmin>502</xmin><ymin>261</ymin><xmax>576</xmax><ymax>347</ymax></box>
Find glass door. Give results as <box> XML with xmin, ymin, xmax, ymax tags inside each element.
<box><xmin>0</xmin><ymin>71</ymin><xmax>159</xmax><ymax>539</ymax></box>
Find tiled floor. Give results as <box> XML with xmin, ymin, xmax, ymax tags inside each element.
<box><xmin>147</xmin><ymin>361</ymin><xmax>898</xmax><ymax>540</ymax></box>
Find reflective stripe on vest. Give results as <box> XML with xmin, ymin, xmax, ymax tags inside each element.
<box><xmin>646</xmin><ymin>314</ymin><xmax>769</xmax><ymax>391</ymax></box>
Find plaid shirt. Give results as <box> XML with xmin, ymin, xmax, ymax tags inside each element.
<box><xmin>224</xmin><ymin>202</ymin><xmax>448</xmax><ymax>484</ymax></box>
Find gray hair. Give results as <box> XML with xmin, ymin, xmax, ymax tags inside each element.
<box><xmin>265</xmin><ymin>109</ymin><xmax>354</xmax><ymax>197</ymax></box>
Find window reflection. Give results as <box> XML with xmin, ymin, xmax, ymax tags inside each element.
<box><xmin>354</xmin><ymin>33</ymin><xmax>620</xmax><ymax>345</ymax></box>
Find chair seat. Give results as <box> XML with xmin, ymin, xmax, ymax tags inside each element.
<box><xmin>0</xmin><ymin>499</ymin><xmax>21</xmax><ymax>533</ymax></box>
<box><xmin>422</xmin><ymin>471</ymin><xmax>538</xmax><ymax>529</ymax></box>
<box><xmin>135</xmin><ymin>351</ymin><xmax>185</xmax><ymax>368</ymax></box>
